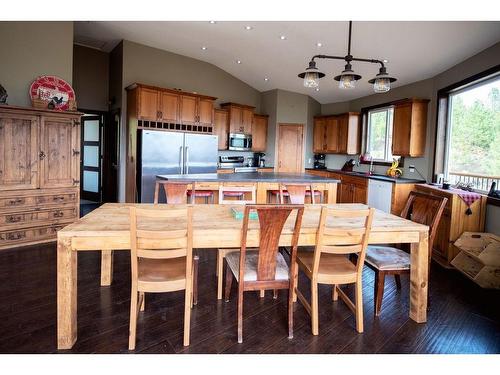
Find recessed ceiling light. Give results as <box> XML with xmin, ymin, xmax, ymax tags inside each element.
<box><xmin>383</xmin><ymin>59</ymin><xmax>388</xmax><ymax>63</ymax></box>
<box><xmin>209</xmin><ymin>21</ymin><xmax>216</xmax><ymax>24</ymax></box>
<box><xmin>236</xmin><ymin>60</ymin><xmax>242</xmax><ymax>64</ymax></box>
<box><xmin>316</xmin><ymin>42</ymin><xmax>322</xmax><ymax>47</ymax></box>
<box><xmin>245</xmin><ymin>26</ymin><xmax>253</xmax><ymax>30</ymax></box>
<box><xmin>264</xmin><ymin>77</ymin><xmax>269</xmax><ymax>81</ymax></box>
<box><xmin>201</xmin><ymin>46</ymin><xmax>207</xmax><ymax>50</ymax></box>
<box><xmin>280</xmin><ymin>35</ymin><xmax>287</xmax><ymax>40</ymax></box>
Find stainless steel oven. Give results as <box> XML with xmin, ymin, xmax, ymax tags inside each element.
<box><xmin>228</xmin><ymin>133</ymin><xmax>252</xmax><ymax>151</ymax></box>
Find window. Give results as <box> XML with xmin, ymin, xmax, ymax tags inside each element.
<box><xmin>365</xmin><ymin>106</ymin><xmax>394</xmax><ymax>162</ymax></box>
<box><xmin>444</xmin><ymin>75</ymin><xmax>500</xmax><ymax>192</ymax></box>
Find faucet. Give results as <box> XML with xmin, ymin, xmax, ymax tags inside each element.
<box><xmin>369</xmin><ymin>159</ymin><xmax>374</xmax><ymax>175</ymax></box>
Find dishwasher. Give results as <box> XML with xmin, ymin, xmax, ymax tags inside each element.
<box><xmin>368</xmin><ymin>179</ymin><xmax>393</xmax><ymax>213</ymax></box>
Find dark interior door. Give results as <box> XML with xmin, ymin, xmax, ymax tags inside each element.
<box><xmin>102</xmin><ymin>109</ymin><xmax>120</xmax><ymax>202</ymax></box>
<box><xmin>80</xmin><ymin>115</ymin><xmax>103</xmax><ymax>202</ymax></box>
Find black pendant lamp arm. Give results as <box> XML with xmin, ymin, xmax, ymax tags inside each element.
<box><xmin>350</xmin><ymin>57</ymin><xmax>385</xmax><ymax>68</ymax></box>
<box><xmin>311</xmin><ymin>55</ymin><xmax>385</xmax><ymax>68</ymax></box>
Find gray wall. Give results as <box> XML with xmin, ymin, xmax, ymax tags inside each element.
<box><xmin>0</xmin><ymin>22</ymin><xmax>73</xmax><ymax>107</ymax></box>
<box><xmin>260</xmin><ymin>90</ymin><xmax>278</xmax><ymax>167</ymax></box>
<box><xmin>72</xmin><ymin>44</ymin><xmax>109</xmax><ymax>111</ymax></box>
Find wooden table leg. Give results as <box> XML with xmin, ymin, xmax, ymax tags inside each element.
<box><xmin>57</xmin><ymin>235</ymin><xmax>77</xmax><ymax>349</ymax></box>
<box><xmin>409</xmin><ymin>231</ymin><xmax>429</xmax><ymax>323</ymax></box>
<box><xmin>256</xmin><ymin>182</ymin><xmax>268</xmax><ymax>204</ymax></box>
<box><xmin>326</xmin><ymin>183</ymin><xmax>337</xmax><ymax>204</ymax></box>
<box><xmin>100</xmin><ymin>250</ymin><xmax>114</xmax><ymax>286</ymax></box>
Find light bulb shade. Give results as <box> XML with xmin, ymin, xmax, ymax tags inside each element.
<box><xmin>368</xmin><ymin>67</ymin><xmax>397</xmax><ymax>93</ymax></box>
<box><xmin>298</xmin><ymin>60</ymin><xmax>325</xmax><ymax>88</ymax></box>
<box><xmin>333</xmin><ymin>63</ymin><xmax>362</xmax><ymax>89</ymax></box>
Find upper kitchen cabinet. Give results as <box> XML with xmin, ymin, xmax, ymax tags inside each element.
<box><xmin>179</xmin><ymin>95</ymin><xmax>198</xmax><ymax>125</ymax></box>
<box><xmin>252</xmin><ymin>114</ymin><xmax>268</xmax><ymax>152</ymax></box>
<box><xmin>313</xmin><ymin>112</ymin><xmax>361</xmax><ymax>154</ymax></box>
<box><xmin>220</xmin><ymin>102</ymin><xmax>255</xmax><ymax>134</ymax></box>
<box><xmin>392</xmin><ymin>98</ymin><xmax>429</xmax><ymax>157</ymax></box>
<box><xmin>214</xmin><ymin>109</ymin><xmax>229</xmax><ymax>150</ymax></box>
<box><xmin>138</xmin><ymin>87</ymin><xmax>160</xmax><ymax>121</ymax></box>
<box><xmin>159</xmin><ymin>91</ymin><xmax>180</xmax><ymax>123</ymax></box>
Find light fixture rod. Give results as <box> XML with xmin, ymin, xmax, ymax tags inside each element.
<box><xmin>310</xmin><ymin>54</ymin><xmax>385</xmax><ymax>68</ymax></box>
<box><xmin>347</xmin><ymin>21</ymin><xmax>352</xmax><ymax>56</ymax></box>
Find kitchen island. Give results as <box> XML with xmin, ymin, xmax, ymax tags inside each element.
<box><xmin>156</xmin><ymin>172</ymin><xmax>340</xmax><ymax>203</ymax></box>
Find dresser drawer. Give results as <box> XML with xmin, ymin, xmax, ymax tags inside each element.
<box><xmin>0</xmin><ymin>206</ymin><xmax>78</xmax><ymax>227</ymax></box>
<box><xmin>0</xmin><ymin>196</ymin><xmax>37</xmax><ymax>210</ymax></box>
<box><xmin>36</xmin><ymin>192</ymin><xmax>78</xmax><ymax>206</ymax></box>
<box><xmin>0</xmin><ymin>189</ymin><xmax>79</xmax><ymax>211</ymax></box>
<box><xmin>0</xmin><ymin>222</ymin><xmax>70</xmax><ymax>249</ymax></box>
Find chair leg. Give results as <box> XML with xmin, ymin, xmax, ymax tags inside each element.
<box><xmin>273</xmin><ymin>289</ymin><xmax>278</xmax><ymax>299</ymax></box>
<box><xmin>288</xmin><ymin>284</ymin><xmax>294</xmax><ymax>339</ymax></box>
<box><xmin>192</xmin><ymin>255</ymin><xmax>199</xmax><ymax>306</ymax></box>
<box><xmin>128</xmin><ymin>288</ymin><xmax>138</xmax><ymax>350</ymax></box>
<box><xmin>217</xmin><ymin>250</ymin><xmax>224</xmax><ymax>299</ymax></box>
<box><xmin>224</xmin><ymin>261</ymin><xmax>233</xmax><ymax>302</ymax></box>
<box><xmin>311</xmin><ymin>281</ymin><xmax>319</xmax><ymax>335</ymax></box>
<box><xmin>139</xmin><ymin>292</ymin><xmax>145</xmax><ymax>311</ymax></box>
<box><xmin>237</xmin><ymin>284</ymin><xmax>244</xmax><ymax>343</ymax></box>
<box><xmin>260</xmin><ymin>290</ymin><xmax>265</xmax><ymax>298</ymax></box>
<box><xmin>332</xmin><ymin>284</ymin><xmax>338</xmax><ymax>301</ymax></box>
<box><xmin>293</xmin><ymin>265</ymin><xmax>299</xmax><ymax>302</ymax></box>
<box><xmin>355</xmin><ymin>280</ymin><xmax>364</xmax><ymax>333</ymax></box>
<box><xmin>394</xmin><ymin>274</ymin><xmax>402</xmax><ymax>289</ymax></box>
<box><xmin>374</xmin><ymin>271</ymin><xmax>386</xmax><ymax>317</ymax></box>
<box><xmin>183</xmin><ymin>280</ymin><xmax>192</xmax><ymax>346</ymax></box>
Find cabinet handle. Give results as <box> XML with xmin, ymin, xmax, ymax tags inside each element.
<box><xmin>73</xmin><ymin>179</ymin><xmax>80</xmax><ymax>185</ymax></box>
<box><xmin>39</xmin><ymin>151</ymin><xmax>46</xmax><ymax>160</ymax></box>
<box><xmin>53</xmin><ymin>210</ymin><xmax>64</xmax><ymax>218</ymax></box>
<box><xmin>6</xmin><ymin>215</ymin><xmax>22</xmax><ymax>223</ymax></box>
<box><xmin>72</xmin><ymin>149</ymin><xmax>80</xmax><ymax>156</ymax></box>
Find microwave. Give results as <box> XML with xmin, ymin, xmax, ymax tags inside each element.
<box><xmin>228</xmin><ymin>133</ymin><xmax>252</xmax><ymax>151</ymax></box>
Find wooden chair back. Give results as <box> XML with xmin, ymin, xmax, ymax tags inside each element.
<box><xmin>154</xmin><ymin>181</ymin><xmax>194</xmax><ymax>204</ymax></box>
<box><xmin>313</xmin><ymin>207</ymin><xmax>375</xmax><ymax>276</ymax></box>
<box><xmin>129</xmin><ymin>206</ymin><xmax>193</xmax><ymax>279</ymax></box>
<box><xmin>219</xmin><ymin>184</ymin><xmax>256</xmax><ymax>205</ymax></box>
<box><xmin>400</xmin><ymin>191</ymin><xmax>448</xmax><ymax>254</ymax></box>
<box><xmin>240</xmin><ymin>204</ymin><xmax>304</xmax><ymax>282</ymax></box>
<box><xmin>279</xmin><ymin>184</ymin><xmax>315</xmax><ymax>204</ymax></box>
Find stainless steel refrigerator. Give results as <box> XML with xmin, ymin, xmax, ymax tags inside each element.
<box><xmin>138</xmin><ymin>130</ymin><xmax>218</xmax><ymax>203</ymax></box>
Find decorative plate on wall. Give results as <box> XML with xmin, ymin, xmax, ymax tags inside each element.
<box><xmin>29</xmin><ymin>76</ymin><xmax>76</xmax><ymax>111</ymax></box>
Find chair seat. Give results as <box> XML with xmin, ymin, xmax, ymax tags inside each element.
<box><xmin>225</xmin><ymin>250</ymin><xmax>289</xmax><ymax>282</ymax></box>
<box><xmin>187</xmin><ymin>190</ymin><xmax>213</xmax><ymax>197</ymax></box>
<box><xmin>269</xmin><ymin>190</ymin><xmax>321</xmax><ymax>196</ymax></box>
<box><xmin>305</xmin><ymin>190</ymin><xmax>321</xmax><ymax>196</ymax></box>
<box><xmin>365</xmin><ymin>246</ymin><xmax>410</xmax><ymax>271</ymax></box>
<box><xmin>222</xmin><ymin>191</ymin><xmax>245</xmax><ymax>197</ymax></box>
<box><xmin>138</xmin><ymin>257</ymin><xmax>186</xmax><ymax>283</ymax></box>
<box><xmin>297</xmin><ymin>251</ymin><xmax>357</xmax><ymax>282</ymax></box>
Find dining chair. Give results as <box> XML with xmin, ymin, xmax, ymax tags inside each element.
<box><xmin>216</xmin><ymin>184</ymin><xmax>257</xmax><ymax>300</ymax></box>
<box><xmin>153</xmin><ymin>180</ymin><xmax>199</xmax><ymax>305</ymax></box>
<box><xmin>224</xmin><ymin>204</ymin><xmax>304</xmax><ymax>343</ymax></box>
<box><xmin>295</xmin><ymin>206</ymin><xmax>374</xmax><ymax>335</ymax></box>
<box><xmin>365</xmin><ymin>191</ymin><xmax>447</xmax><ymax>316</ymax></box>
<box><xmin>128</xmin><ymin>206</ymin><xmax>194</xmax><ymax>350</ymax></box>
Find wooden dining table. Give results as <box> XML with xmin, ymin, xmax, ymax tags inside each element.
<box><xmin>57</xmin><ymin>203</ymin><xmax>429</xmax><ymax>349</ymax></box>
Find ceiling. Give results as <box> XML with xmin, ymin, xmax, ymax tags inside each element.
<box><xmin>74</xmin><ymin>21</ymin><xmax>500</xmax><ymax>104</ymax></box>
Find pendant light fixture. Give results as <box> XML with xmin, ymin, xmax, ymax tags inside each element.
<box><xmin>298</xmin><ymin>21</ymin><xmax>397</xmax><ymax>93</ymax></box>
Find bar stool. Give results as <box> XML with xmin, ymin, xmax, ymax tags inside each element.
<box><xmin>187</xmin><ymin>190</ymin><xmax>214</xmax><ymax>204</ymax></box>
<box><xmin>269</xmin><ymin>184</ymin><xmax>322</xmax><ymax>203</ymax></box>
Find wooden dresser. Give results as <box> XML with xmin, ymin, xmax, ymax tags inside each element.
<box><xmin>0</xmin><ymin>105</ymin><xmax>81</xmax><ymax>251</ymax></box>
<box><xmin>415</xmin><ymin>184</ymin><xmax>487</xmax><ymax>267</ymax></box>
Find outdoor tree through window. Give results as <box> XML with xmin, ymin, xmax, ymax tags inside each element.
<box><xmin>366</xmin><ymin>107</ymin><xmax>394</xmax><ymax>162</ymax></box>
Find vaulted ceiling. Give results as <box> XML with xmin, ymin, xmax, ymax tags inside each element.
<box><xmin>74</xmin><ymin>21</ymin><xmax>500</xmax><ymax>104</ymax></box>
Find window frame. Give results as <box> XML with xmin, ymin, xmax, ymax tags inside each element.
<box><xmin>365</xmin><ymin>106</ymin><xmax>394</xmax><ymax>163</ymax></box>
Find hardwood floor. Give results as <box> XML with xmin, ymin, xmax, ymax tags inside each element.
<box><xmin>0</xmin><ymin>243</ymin><xmax>498</xmax><ymax>354</ymax></box>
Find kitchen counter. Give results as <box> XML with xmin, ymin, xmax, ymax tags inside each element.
<box><xmin>158</xmin><ymin>172</ymin><xmax>340</xmax><ymax>183</ymax></box>
<box><xmin>306</xmin><ymin>168</ymin><xmax>425</xmax><ymax>184</ymax></box>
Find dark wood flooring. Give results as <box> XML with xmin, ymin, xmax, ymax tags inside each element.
<box><xmin>0</xmin><ymin>242</ymin><xmax>499</xmax><ymax>354</ymax></box>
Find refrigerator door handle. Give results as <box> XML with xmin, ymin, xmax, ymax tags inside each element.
<box><xmin>179</xmin><ymin>146</ymin><xmax>184</xmax><ymax>174</ymax></box>
<box><xmin>185</xmin><ymin>146</ymin><xmax>190</xmax><ymax>174</ymax></box>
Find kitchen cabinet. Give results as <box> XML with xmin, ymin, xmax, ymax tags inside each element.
<box><xmin>214</xmin><ymin>109</ymin><xmax>229</xmax><ymax>150</ymax></box>
<box><xmin>313</xmin><ymin>112</ymin><xmax>360</xmax><ymax>154</ymax></box>
<box><xmin>221</xmin><ymin>102</ymin><xmax>255</xmax><ymax>134</ymax></box>
<box><xmin>337</xmin><ymin>174</ymin><xmax>368</xmax><ymax>204</ymax></box>
<box><xmin>392</xmin><ymin>98</ymin><xmax>429</xmax><ymax>157</ymax></box>
<box><xmin>138</xmin><ymin>87</ymin><xmax>159</xmax><ymax>121</ymax></box>
<box><xmin>252</xmin><ymin>114</ymin><xmax>268</xmax><ymax>152</ymax></box>
<box><xmin>0</xmin><ymin>105</ymin><xmax>81</xmax><ymax>251</ymax></box>
<box><xmin>159</xmin><ymin>91</ymin><xmax>179</xmax><ymax>123</ymax></box>
<box><xmin>415</xmin><ymin>184</ymin><xmax>487</xmax><ymax>267</ymax></box>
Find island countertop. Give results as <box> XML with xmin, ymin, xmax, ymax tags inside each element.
<box><xmin>157</xmin><ymin>172</ymin><xmax>341</xmax><ymax>183</ymax></box>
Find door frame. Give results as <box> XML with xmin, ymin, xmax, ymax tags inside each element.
<box><xmin>275</xmin><ymin>123</ymin><xmax>305</xmax><ymax>173</ymax></box>
<box><xmin>80</xmin><ymin>113</ymin><xmax>103</xmax><ymax>201</ymax></box>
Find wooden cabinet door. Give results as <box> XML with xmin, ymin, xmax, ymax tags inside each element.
<box><xmin>433</xmin><ymin>210</ymin><xmax>452</xmax><ymax>262</ymax></box>
<box><xmin>229</xmin><ymin>106</ymin><xmax>243</xmax><ymax>133</ymax></box>
<box><xmin>0</xmin><ymin>113</ymin><xmax>39</xmax><ymax>191</ymax></box>
<box><xmin>180</xmin><ymin>95</ymin><xmax>198</xmax><ymax>125</ymax></box>
<box><xmin>313</xmin><ymin>118</ymin><xmax>326</xmax><ymax>153</ymax></box>
<box><xmin>241</xmin><ymin>108</ymin><xmax>253</xmax><ymax>134</ymax></box>
<box><xmin>198</xmin><ymin>98</ymin><xmax>214</xmax><ymax>126</ymax></box>
<box><xmin>392</xmin><ymin>103</ymin><xmax>412</xmax><ymax>156</ymax></box>
<box><xmin>138</xmin><ymin>87</ymin><xmax>159</xmax><ymax>121</ymax></box>
<box><xmin>214</xmin><ymin>109</ymin><xmax>228</xmax><ymax>150</ymax></box>
<box><xmin>353</xmin><ymin>185</ymin><xmax>368</xmax><ymax>204</ymax></box>
<box><xmin>339</xmin><ymin>183</ymin><xmax>353</xmax><ymax>203</ymax></box>
<box><xmin>159</xmin><ymin>92</ymin><xmax>179</xmax><ymax>123</ymax></box>
<box><xmin>337</xmin><ymin>114</ymin><xmax>348</xmax><ymax>154</ymax></box>
<box><xmin>40</xmin><ymin>117</ymin><xmax>79</xmax><ymax>188</ymax></box>
<box><xmin>251</xmin><ymin>115</ymin><xmax>268</xmax><ymax>152</ymax></box>
<box><xmin>325</xmin><ymin>116</ymin><xmax>339</xmax><ymax>153</ymax></box>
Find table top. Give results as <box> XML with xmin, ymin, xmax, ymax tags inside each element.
<box><xmin>60</xmin><ymin>203</ymin><xmax>427</xmax><ymax>240</ymax></box>
<box><xmin>156</xmin><ymin>172</ymin><xmax>341</xmax><ymax>183</ymax></box>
